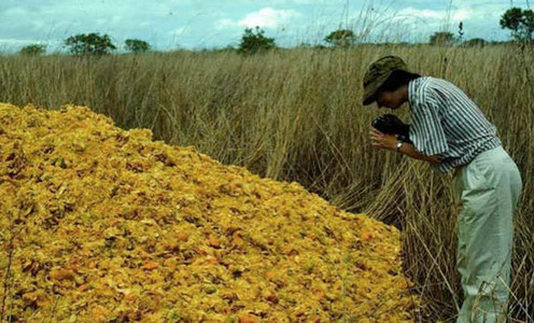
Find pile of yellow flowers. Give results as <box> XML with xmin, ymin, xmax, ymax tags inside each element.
<box><xmin>0</xmin><ymin>103</ymin><xmax>417</xmax><ymax>322</ymax></box>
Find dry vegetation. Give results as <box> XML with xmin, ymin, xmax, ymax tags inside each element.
<box><xmin>0</xmin><ymin>45</ymin><xmax>533</xmax><ymax>321</ymax></box>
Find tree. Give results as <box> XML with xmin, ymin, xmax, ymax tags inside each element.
<box><xmin>324</xmin><ymin>29</ymin><xmax>356</xmax><ymax>47</ymax></box>
<box><xmin>457</xmin><ymin>22</ymin><xmax>464</xmax><ymax>43</ymax></box>
<box><xmin>429</xmin><ymin>32</ymin><xmax>456</xmax><ymax>46</ymax></box>
<box><xmin>500</xmin><ymin>7</ymin><xmax>534</xmax><ymax>42</ymax></box>
<box><xmin>238</xmin><ymin>27</ymin><xmax>276</xmax><ymax>55</ymax></box>
<box><xmin>64</xmin><ymin>33</ymin><xmax>116</xmax><ymax>55</ymax></box>
<box><xmin>20</xmin><ymin>44</ymin><xmax>46</xmax><ymax>56</ymax></box>
<box><xmin>125</xmin><ymin>39</ymin><xmax>151</xmax><ymax>53</ymax></box>
<box><xmin>464</xmin><ymin>38</ymin><xmax>487</xmax><ymax>47</ymax></box>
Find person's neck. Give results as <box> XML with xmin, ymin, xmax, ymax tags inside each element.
<box><xmin>399</xmin><ymin>84</ymin><xmax>409</xmax><ymax>104</ymax></box>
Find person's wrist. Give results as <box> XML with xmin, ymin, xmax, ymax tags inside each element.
<box><xmin>395</xmin><ymin>139</ymin><xmax>403</xmax><ymax>152</ymax></box>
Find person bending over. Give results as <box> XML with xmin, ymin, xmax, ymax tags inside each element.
<box><xmin>363</xmin><ymin>55</ymin><xmax>522</xmax><ymax>323</ymax></box>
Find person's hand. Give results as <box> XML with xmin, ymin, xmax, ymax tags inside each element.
<box><xmin>370</xmin><ymin>128</ymin><xmax>398</xmax><ymax>151</ymax></box>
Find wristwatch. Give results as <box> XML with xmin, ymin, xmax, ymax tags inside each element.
<box><xmin>395</xmin><ymin>140</ymin><xmax>403</xmax><ymax>152</ymax></box>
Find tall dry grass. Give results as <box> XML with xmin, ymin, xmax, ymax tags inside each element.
<box><xmin>0</xmin><ymin>45</ymin><xmax>532</xmax><ymax>321</ymax></box>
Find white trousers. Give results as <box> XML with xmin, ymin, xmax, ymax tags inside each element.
<box><xmin>451</xmin><ymin>145</ymin><xmax>522</xmax><ymax>323</ymax></box>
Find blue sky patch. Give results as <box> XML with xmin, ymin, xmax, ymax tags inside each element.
<box><xmin>0</xmin><ymin>0</ymin><xmax>527</xmax><ymax>52</ymax></box>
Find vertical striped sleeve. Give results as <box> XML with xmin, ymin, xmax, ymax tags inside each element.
<box><xmin>409</xmin><ymin>89</ymin><xmax>449</xmax><ymax>157</ymax></box>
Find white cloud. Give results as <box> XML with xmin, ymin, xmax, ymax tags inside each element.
<box><xmin>396</xmin><ymin>7</ymin><xmax>471</xmax><ymax>23</ymax></box>
<box><xmin>239</xmin><ymin>8</ymin><xmax>300</xmax><ymax>28</ymax></box>
<box><xmin>217</xmin><ymin>19</ymin><xmax>236</xmax><ymax>29</ymax></box>
<box><xmin>3</xmin><ymin>6</ymin><xmax>28</xmax><ymax>16</ymax></box>
<box><xmin>399</xmin><ymin>8</ymin><xmax>443</xmax><ymax>20</ymax></box>
<box><xmin>217</xmin><ymin>7</ymin><xmax>301</xmax><ymax>29</ymax></box>
<box><xmin>452</xmin><ymin>9</ymin><xmax>470</xmax><ymax>21</ymax></box>
<box><xmin>168</xmin><ymin>26</ymin><xmax>187</xmax><ymax>36</ymax></box>
<box><xmin>0</xmin><ymin>38</ymin><xmax>40</xmax><ymax>46</ymax></box>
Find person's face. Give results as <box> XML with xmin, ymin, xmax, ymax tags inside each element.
<box><xmin>376</xmin><ymin>88</ymin><xmax>405</xmax><ymax>109</ymax></box>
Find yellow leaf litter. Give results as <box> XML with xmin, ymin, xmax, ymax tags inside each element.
<box><xmin>0</xmin><ymin>103</ymin><xmax>418</xmax><ymax>322</ymax></box>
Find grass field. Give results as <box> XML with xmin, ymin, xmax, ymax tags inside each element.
<box><xmin>1</xmin><ymin>45</ymin><xmax>533</xmax><ymax>321</ymax></box>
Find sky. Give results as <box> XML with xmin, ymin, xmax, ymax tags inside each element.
<box><xmin>0</xmin><ymin>0</ymin><xmax>531</xmax><ymax>53</ymax></box>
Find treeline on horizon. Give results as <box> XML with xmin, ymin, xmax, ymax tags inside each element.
<box><xmin>3</xmin><ymin>31</ymin><xmax>527</xmax><ymax>57</ymax></box>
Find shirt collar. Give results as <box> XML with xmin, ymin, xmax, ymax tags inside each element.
<box><xmin>408</xmin><ymin>77</ymin><xmax>424</xmax><ymax>106</ymax></box>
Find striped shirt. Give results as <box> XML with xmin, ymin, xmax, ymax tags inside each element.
<box><xmin>408</xmin><ymin>76</ymin><xmax>502</xmax><ymax>174</ymax></box>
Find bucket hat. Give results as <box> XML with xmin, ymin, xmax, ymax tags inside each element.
<box><xmin>362</xmin><ymin>56</ymin><xmax>409</xmax><ymax>106</ymax></box>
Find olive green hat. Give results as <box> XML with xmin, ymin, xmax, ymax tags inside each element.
<box><xmin>362</xmin><ymin>55</ymin><xmax>409</xmax><ymax>106</ymax></box>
